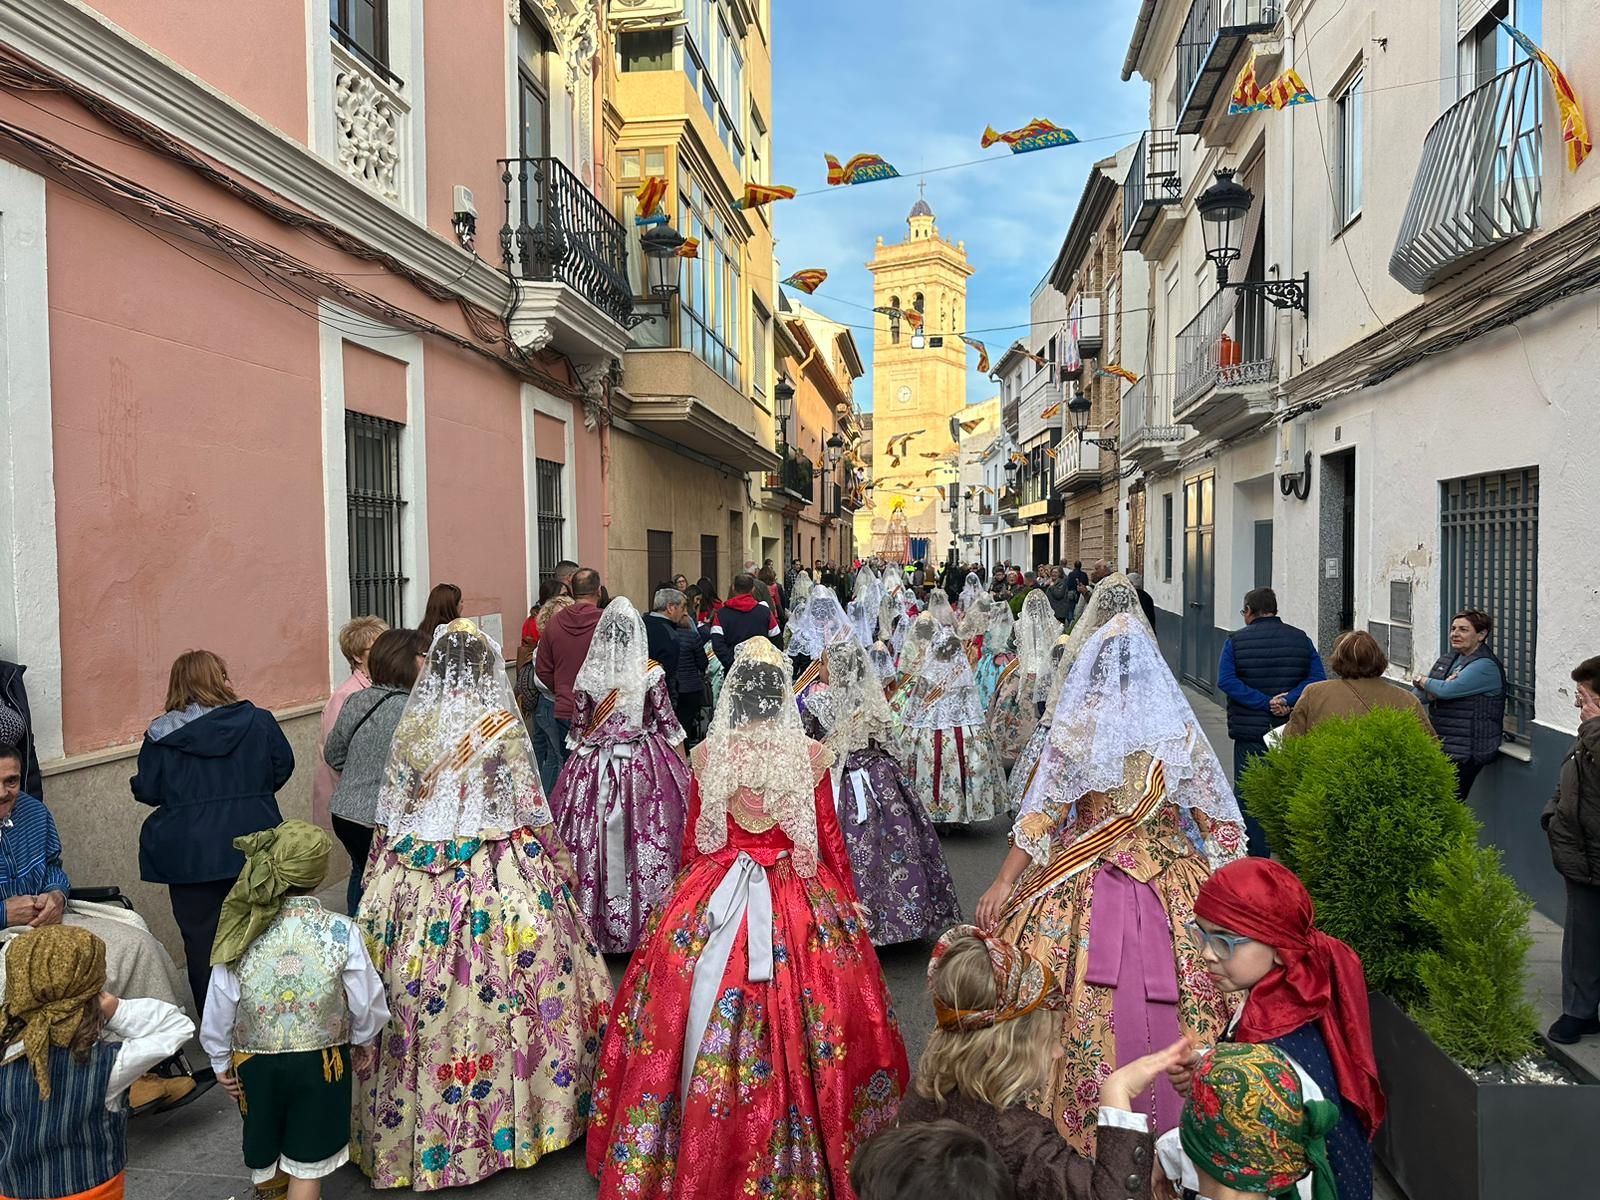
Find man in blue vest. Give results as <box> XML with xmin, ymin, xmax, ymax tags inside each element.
<box><xmin>1218</xmin><ymin>587</ymin><xmax>1326</xmax><ymax>856</ymax></box>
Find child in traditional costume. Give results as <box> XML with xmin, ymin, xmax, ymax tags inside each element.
<box><xmin>0</xmin><ymin>926</ymin><xmax>194</xmax><ymax>1200</ymax></box>
<box><xmin>1165</xmin><ymin>859</ymin><xmax>1381</xmax><ymax>1200</ymax></box>
<box><xmin>803</xmin><ymin>639</ymin><xmax>961</xmax><ymax>945</ymax></box>
<box><xmin>899</xmin><ymin>626</ymin><xmax>1006</xmax><ymax>826</ymax></box>
<box><xmin>977</xmin><ymin>613</ymin><xmax>1245</xmax><ymax>1155</ymax></box>
<box><xmin>353</xmin><ymin>619</ymin><xmax>611</xmax><ymax>1191</ymax></box>
<box><xmin>202</xmin><ymin>821</ymin><xmax>389</xmax><ymax>1199</ymax></box>
<box><xmin>987</xmin><ymin>591</ymin><xmax>1061</xmax><ymax>773</ymax></box>
<box><xmin>896</xmin><ymin>925</ymin><xmax>1189</xmax><ymax>1200</ymax></box>
<box><xmin>1167</xmin><ymin>1042</ymin><xmax>1345</xmax><ymax>1200</ymax></box>
<box><xmin>972</xmin><ymin>603</ymin><xmax>1015</xmax><ymax>709</ymax></box>
<box><xmin>586</xmin><ymin>638</ymin><xmax>908</xmax><ymax>1199</ymax></box>
<box><xmin>550</xmin><ymin>598</ymin><xmax>691</xmax><ymax>954</ymax></box>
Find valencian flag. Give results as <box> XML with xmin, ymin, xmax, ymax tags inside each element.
<box><xmin>825</xmin><ymin>153</ymin><xmax>900</xmax><ymax>186</ymax></box>
<box><xmin>904</xmin><ymin>309</ymin><xmax>925</xmax><ymax>331</ymax></box>
<box><xmin>634</xmin><ymin>175</ymin><xmax>668</xmax><ymax>223</ymax></box>
<box><xmin>736</xmin><ymin>183</ymin><xmax>796</xmax><ymax>210</ymax></box>
<box><xmin>675</xmin><ymin>236</ymin><xmax>700</xmax><ymax>259</ymax></box>
<box><xmin>1040</xmin><ymin>401</ymin><xmax>1062</xmax><ymax>421</ymax></box>
<box><xmin>1229</xmin><ymin>54</ymin><xmax>1315</xmax><ymax>114</ymax></box>
<box><xmin>1045</xmin><ymin>446</ymin><xmax>1060</xmax><ymax>460</ymax></box>
<box><xmin>981</xmin><ymin>118</ymin><xmax>1079</xmax><ymax>154</ymax></box>
<box><xmin>783</xmin><ymin>269</ymin><xmax>828</xmax><ymax>294</ymax></box>
<box><xmin>959</xmin><ymin>335</ymin><xmax>990</xmax><ymax>373</ymax></box>
<box><xmin>1100</xmin><ymin>364</ymin><xmax>1141</xmax><ymax>385</ymax></box>
<box><xmin>1013</xmin><ymin>343</ymin><xmax>1049</xmax><ymax>368</ymax></box>
<box><xmin>1501</xmin><ymin>20</ymin><xmax>1591</xmax><ymax>170</ymax></box>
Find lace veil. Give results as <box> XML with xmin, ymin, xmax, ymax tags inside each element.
<box><xmin>1013</xmin><ymin>590</ymin><xmax>1063</xmax><ymax>686</ymax></box>
<box><xmin>816</xmin><ymin>638</ymin><xmax>893</xmax><ymax>758</ymax></box>
<box><xmin>377</xmin><ymin>618</ymin><xmax>552</xmax><ymax>842</ymax></box>
<box><xmin>957</xmin><ymin>572</ymin><xmax>985</xmax><ymax>614</ymax></box>
<box><xmin>927</xmin><ymin>589</ymin><xmax>958</xmax><ymax>628</ymax></box>
<box><xmin>958</xmin><ymin>592</ymin><xmax>996</xmax><ymax>642</ymax></box>
<box><xmin>787</xmin><ymin>584</ymin><xmax>854</xmax><ymax>660</ymax></box>
<box><xmin>904</xmin><ymin>625</ymin><xmax>987</xmax><ymax>730</ymax></box>
<box><xmin>1015</xmin><ymin>612</ymin><xmax>1241</xmax><ymax>863</ymax></box>
<box><xmin>1044</xmin><ymin>572</ymin><xmax>1154</xmax><ymax>716</ymax></box>
<box><xmin>898</xmin><ymin>612</ymin><xmax>939</xmax><ymax>678</ymax></box>
<box><xmin>570</xmin><ymin>596</ymin><xmax>652</xmax><ymax>728</ymax></box>
<box><xmin>984</xmin><ymin>602</ymin><xmax>1015</xmax><ymax>656</ymax></box>
<box><xmin>693</xmin><ymin>637</ymin><xmax>827</xmax><ymax>875</ymax></box>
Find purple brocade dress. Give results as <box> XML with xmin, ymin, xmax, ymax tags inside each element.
<box><xmin>550</xmin><ymin>671</ymin><xmax>691</xmax><ymax>953</ymax></box>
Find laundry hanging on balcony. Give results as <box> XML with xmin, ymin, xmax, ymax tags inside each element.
<box><xmin>981</xmin><ymin>119</ymin><xmax>1079</xmax><ymax>154</ymax></box>
<box><xmin>634</xmin><ymin>176</ymin><xmax>668</xmax><ymax>223</ymax></box>
<box><xmin>783</xmin><ymin>269</ymin><xmax>828</xmax><ymax>293</ymax></box>
<box><xmin>735</xmin><ymin>183</ymin><xmax>797</xmax><ymax>209</ymax></box>
<box><xmin>1500</xmin><ymin>20</ymin><xmax>1591</xmax><ymax>171</ymax></box>
<box><xmin>825</xmin><ymin>152</ymin><xmax>901</xmax><ymax>185</ymax></box>
<box><xmin>959</xmin><ymin>336</ymin><xmax>991</xmax><ymax>373</ymax></box>
<box><xmin>1228</xmin><ymin>54</ymin><xmax>1315</xmax><ymax>114</ymax></box>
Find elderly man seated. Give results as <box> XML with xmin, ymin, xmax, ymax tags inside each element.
<box><xmin>0</xmin><ymin>742</ymin><xmax>198</xmax><ymax>1110</ymax></box>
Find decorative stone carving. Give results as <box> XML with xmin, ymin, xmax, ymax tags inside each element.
<box><xmin>574</xmin><ymin>357</ymin><xmax>615</xmax><ymax>431</ymax></box>
<box><xmin>334</xmin><ymin>60</ymin><xmax>401</xmax><ymax>202</ymax></box>
<box><xmin>540</xmin><ymin>0</ymin><xmax>599</xmax><ymax>97</ymax></box>
<box><xmin>508</xmin><ymin>0</ymin><xmax>521</xmax><ymax>22</ymax></box>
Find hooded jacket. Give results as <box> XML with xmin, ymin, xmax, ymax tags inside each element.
<box><xmin>1543</xmin><ymin>718</ymin><xmax>1600</xmax><ymax>888</ymax></box>
<box><xmin>709</xmin><ymin>593</ymin><xmax>780</xmax><ymax>670</ymax></box>
<box><xmin>535</xmin><ymin>601</ymin><xmax>604</xmax><ymax>721</ymax></box>
<box><xmin>0</xmin><ymin>660</ymin><xmax>43</xmax><ymax>800</ymax></box>
<box><xmin>131</xmin><ymin>700</ymin><xmax>294</xmax><ymax>885</ymax></box>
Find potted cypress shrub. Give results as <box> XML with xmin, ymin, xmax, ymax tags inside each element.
<box><xmin>1239</xmin><ymin>709</ymin><xmax>1600</xmax><ymax>1200</ymax></box>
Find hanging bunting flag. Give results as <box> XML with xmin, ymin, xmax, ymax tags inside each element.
<box><xmin>1500</xmin><ymin>21</ymin><xmax>1591</xmax><ymax>170</ymax></box>
<box><xmin>736</xmin><ymin>183</ymin><xmax>797</xmax><ymax>210</ymax></box>
<box><xmin>1099</xmin><ymin>364</ymin><xmax>1141</xmax><ymax>385</ymax></box>
<box><xmin>1014</xmin><ymin>344</ymin><xmax>1050</xmax><ymax>368</ymax></box>
<box><xmin>635</xmin><ymin>175</ymin><xmax>668</xmax><ymax>221</ymax></box>
<box><xmin>959</xmin><ymin>335</ymin><xmax>991</xmax><ymax>374</ymax></box>
<box><xmin>825</xmin><ymin>152</ymin><xmax>901</xmax><ymax>186</ymax></box>
<box><xmin>959</xmin><ymin>417</ymin><xmax>984</xmax><ymax>434</ymax></box>
<box><xmin>904</xmin><ymin>309</ymin><xmax>925</xmax><ymax>331</ymax></box>
<box><xmin>981</xmin><ymin>118</ymin><xmax>1079</xmax><ymax>154</ymax></box>
<box><xmin>1229</xmin><ymin>54</ymin><xmax>1316</xmax><ymax>114</ymax></box>
<box><xmin>1040</xmin><ymin>401</ymin><xmax>1062</xmax><ymax>421</ymax></box>
<box><xmin>920</xmin><ymin>451</ymin><xmax>942</xmax><ymax>459</ymax></box>
<box><xmin>783</xmin><ymin>269</ymin><xmax>829</xmax><ymax>294</ymax></box>
<box><xmin>675</xmin><ymin>236</ymin><xmax>700</xmax><ymax>259</ymax></box>
<box><xmin>1009</xmin><ymin>452</ymin><xmax>1028</xmax><ymax>465</ymax></box>
<box><xmin>1045</xmin><ymin>446</ymin><xmax>1059</xmax><ymax>460</ymax></box>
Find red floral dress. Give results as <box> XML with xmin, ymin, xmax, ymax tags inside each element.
<box><xmin>586</xmin><ymin>744</ymin><xmax>909</xmax><ymax>1199</ymax></box>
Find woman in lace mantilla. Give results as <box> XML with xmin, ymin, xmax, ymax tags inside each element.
<box><xmin>987</xmin><ymin>590</ymin><xmax>1062</xmax><ymax>773</ymax></box>
<box><xmin>896</xmin><ymin>625</ymin><xmax>1007</xmax><ymax>826</ymax></box>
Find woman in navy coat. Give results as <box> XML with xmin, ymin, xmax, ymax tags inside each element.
<box><xmin>131</xmin><ymin>649</ymin><xmax>293</xmax><ymax>1019</ymax></box>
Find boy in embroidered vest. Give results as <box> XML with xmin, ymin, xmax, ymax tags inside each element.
<box><xmin>0</xmin><ymin>925</ymin><xmax>194</xmax><ymax>1200</ymax></box>
<box><xmin>199</xmin><ymin>821</ymin><xmax>388</xmax><ymax>1200</ymax></box>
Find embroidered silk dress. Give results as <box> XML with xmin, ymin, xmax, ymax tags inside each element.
<box><xmin>897</xmin><ymin>629</ymin><xmax>1005</xmax><ymax>826</ymax></box>
<box><xmin>551</xmin><ymin>604</ymin><xmax>691</xmax><ymax>954</ymax></box>
<box><xmin>987</xmin><ymin>592</ymin><xmax>1061</xmax><ymax>773</ymax></box>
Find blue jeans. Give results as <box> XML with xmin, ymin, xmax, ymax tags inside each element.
<box><xmin>530</xmin><ymin>694</ymin><xmax>564</xmax><ymax>794</ymax></box>
<box><xmin>1232</xmin><ymin>738</ymin><xmax>1272</xmax><ymax>858</ymax></box>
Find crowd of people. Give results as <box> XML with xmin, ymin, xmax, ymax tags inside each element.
<box><xmin>0</xmin><ymin>550</ymin><xmax>1588</xmax><ymax>1200</ymax></box>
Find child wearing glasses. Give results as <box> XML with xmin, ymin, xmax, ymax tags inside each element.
<box><xmin>1163</xmin><ymin>858</ymin><xmax>1382</xmax><ymax>1200</ymax></box>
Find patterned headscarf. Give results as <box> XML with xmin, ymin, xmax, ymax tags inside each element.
<box><xmin>2</xmin><ymin>925</ymin><xmax>106</xmax><ymax>1099</ymax></box>
<box><xmin>927</xmin><ymin>924</ymin><xmax>1064</xmax><ymax>1032</ymax></box>
<box><xmin>1180</xmin><ymin>1043</ymin><xmax>1340</xmax><ymax>1200</ymax></box>
<box><xmin>210</xmin><ymin>821</ymin><xmax>333</xmax><ymax>967</ymax></box>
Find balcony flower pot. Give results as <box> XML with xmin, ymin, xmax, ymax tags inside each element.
<box><xmin>1370</xmin><ymin>990</ymin><xmax>1600</xmax><ymax>1200</ymax></box>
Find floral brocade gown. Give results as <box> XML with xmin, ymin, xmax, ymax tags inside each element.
<box><xmin>973</xmin><ymin>648</ymin><xmax>1013</xmax><ymax>710</ymax></box>
<box><xmin>586</xmin><ymin>745</ymin><xmax>909</xmax><ymax>1199</ymax></box>
<box><xmin>550</xmin><ymin>668</ymin><xmax>691</xmax><ymax>953</ymax></box>
<box><xmin>995</xmin><ymin>791</ymin><xmax>1240</xmax><ymax>1156</ymax></box>
<box><xmin>353</xmin><ymin>807</ymin><xmax>612</xmax><ymax>1188</ymax></box>
<box><xmin>987</xmin><ymin>662</ymin><xmax>1044</xmax><ymax>772</ymax></box>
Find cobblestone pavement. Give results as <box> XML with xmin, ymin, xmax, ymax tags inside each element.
<box><xmin>126</xmin><ymin>688</ymin><xmax>1407</xmax><ymax>1199</ymax></box>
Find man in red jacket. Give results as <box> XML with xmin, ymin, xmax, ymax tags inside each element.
<box><xmin>535</xmin><ymin>566</ymin><xmax>604</xmax><ymax>765</ymax></box>
<box><xmin>710</xmin><ymin>572</ymin><xmax>781</xmax><ymax>670</ymax></box>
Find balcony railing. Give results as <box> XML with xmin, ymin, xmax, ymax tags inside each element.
<box><xmin>1120</xmin><ymin>373</ymin><xmax>1187</xmax><ymax>449</ymax></box>
<box><xmin>998</xmin><ymin>486</ymin><xmax>1021</xmax><ymax>513</ymax></box>
<box><xmin>1176</xmin><ymin>0</ymin><xmax>1282</xmax><ymax>134</ymax></box>
<box><xmin>1123</xmin><ymin>130</ymin><xmax>1184</xmax><ymax>250</ymax></box>
<box><xmin>765</xmin><ymin>453</ymin><xmax>814</xmax><ymax>504</ymax></box>
<box><xmin>1069</xmin><ymin>293</ymin><xmax>1103</xmax><ymax>360</ymax></box>
<box><xmin>1055</xmin><ymin>434</ymin><xmax>1102</xmax><ymax>493</ymax></box>
<box><xmin>499</xmin><ymin>156</ymin><xmax>634</xmax><ymax>327</ymax></box>
<box><xmin>1389</xmin><ymin>59</ymin><xmax>1543</xmax><ymax>295</ymax></box>
<box><xmin>1175</xmin><ymin>284</ymin><xmax>1277</xmax><ymax>418</ymax></box>
<box><xmin>1019</xmin><ymin>369</ymin><xmax>1065</xmax><ymax>437</ymax></box>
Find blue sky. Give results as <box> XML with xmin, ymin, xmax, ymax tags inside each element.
<box><xmin>770</xmin><ymin>0</ymin><xmax>1149</xmax><ymax>411</ymax></box>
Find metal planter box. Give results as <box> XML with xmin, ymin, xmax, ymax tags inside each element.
<box><xmin>1370</xmin><ymin>991</ymin><xmax>1600</xmax><ymax>1200</ymax></box>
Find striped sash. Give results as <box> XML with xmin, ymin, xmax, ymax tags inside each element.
<box><xmin>794</xmin><ymin>660</ymin><xmax>823</xmax><ymax>694</ymax></box>
<box><xmin>1000</xmin><ymin>759</ymin><xmax>1168</xmax><ymax>921</ymax></box>
<box><xmin>417</xmin><ymin>709</ymin><xmax>520</xmax><ymax>801</ymax></box>
<box><xmin>583</xmin><ymin>661</ymin><xmax>660</xmax><ymax>731</ymax></box>
<box><xmin>996</xmin><ymin>659</ymin><xmax>1020</xmax><ymax>687</ymax></box>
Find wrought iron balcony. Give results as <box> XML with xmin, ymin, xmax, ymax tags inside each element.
<box><xmin>1120</xmin><ymin>374</ymin><xmax>1188</xmax><ymax>470</ymax></box>
<box><xmin>765</xmin><ymin>452</ymin><xmax>814</xmax><ymax>505</ymax></box>
<box><xmin>1123</xmin><ymin>130</ymin><xmax>1183</xmax><ymax>251</ymax></box>
<box><xmin>1175</xmin><ymin>0</ymin><xmax>1282</xmax><ymax>135</ymax></box>
<box><xmin>1389</xmin><ymin>59</ymin><xmax>1543</xmax><ymax>295</ymax></box>
<box><xmin>1175</xmin><ymin>283</ymin><xmax>1278</xmax><ymax>425</ymax></box>
<box><xmin>499</xmin><ymin>156</ymin><xmax>634</xmax><ymax>328</ymax></box>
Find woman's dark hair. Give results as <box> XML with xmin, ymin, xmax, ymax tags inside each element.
<box><xmin>695</xmin><ymin>577</ymin><xmax>720</xmax><ymax>618</ymax></box>
<box><xmin>419</xmin><ymin>583</ymin><xmax>463</xmax><ymax>635</ymax></box>
<box><xmin>849</xmin><ymin>1120</ymin><xmax>1016</xmax><ymax>1200</ymax></box>
<box><xmin>368</xmin><ymin>628</ymin><xmax>428</xmax><ymax>689</ymax></box>
<box><xmin>1329</xmin><ymin>629</ymin><xmax>1388</xmax><ymax>680</ymax></box>
<box><xmin>537</xmin><ymin>577</ymin><xmax>566</xmax><ymax>605</ymax></box>
<box><xmin>730</xmin><ymin>663</ymin><xmax>785</xmax><ymax>723</ymax></box>
<box><xmin>1453</xmin><ymin>608</ymin><xmax>1493</xmax><ymax>637</ymax></box>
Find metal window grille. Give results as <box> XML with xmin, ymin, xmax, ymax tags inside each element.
<box><xmin>1439</xmin><ymin>468</ymin><xmax>1538</xmax><ymax>744</ymax></box>
<box><xmin>346</xmin><ymin>412</ymin><xmax>407</xmax><ymax>627</ymax></box>
<box><xmin>536</xmin><ymin>459</ymin><xmax>566</xmax><ymax>584</ymax></box>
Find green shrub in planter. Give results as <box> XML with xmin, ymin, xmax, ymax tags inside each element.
<box><xmin>1411</xmin><ymin>841</ymin><xmax>1539</xmax><ymax>1068</ymax></box>
<box><xmin>1236</xmin><ymin>708</ymin><xmax>1473</xmax><ymax>1003</ymax></box>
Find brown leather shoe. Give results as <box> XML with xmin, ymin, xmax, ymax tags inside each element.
<box><xmin>128</xmin><ymin>1072</ymin><xmax>197</xmax><ymax>1115</ymax></box>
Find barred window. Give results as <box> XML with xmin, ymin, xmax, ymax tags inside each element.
<box><xmin>536</xmin><ymin>458</ymin><xmax>566</xmax><ymax>584</ymax></box>
<box><xmin>346</xmin><ymin>411</ymin><xmax>407</xmax><ymax>627</ymax></box>
<box><xmin>1439</xmin><ymin>468</ymin><xmax>1538</xmax><ymax>745</ymax></box>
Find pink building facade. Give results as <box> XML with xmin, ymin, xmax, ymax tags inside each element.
<box><xmin>0</xmin><ymin>1</ymin><xmax>627</xmax><ymax>947</ymax></box>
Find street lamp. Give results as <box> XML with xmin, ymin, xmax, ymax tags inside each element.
<box><xmin>825</xmin><ymin>432</ymin><xmax>846</xmax><ymax>466</ymax></box>
<box><xmin>640</xmin><ymin>223</ymin><xmax>686</xmax><ymax>298</ymax></box>
<box><xmin>1066</xmin><ymin>385</ymin><xmax>1092</xmax><ymax>436</ymax></box>
<box><xmin>773</xmin><ymin>376</ymin><xmax>795</xmax><ymax>448</ymax></box>
<box><xmin>1198</xmin><ymin>169</ymin><xmax>1253</xmax><ymax>287</ymax></box>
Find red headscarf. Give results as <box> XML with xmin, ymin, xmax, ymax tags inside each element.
<box><xmin>1194</xmin><ymin>858</ymin><xmax>1385</xmax><ymax>1140</ymax></box>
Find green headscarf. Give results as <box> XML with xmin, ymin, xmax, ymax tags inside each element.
<box><xmin>1179</xmin><ymin>1042</ymin><xmax>1341</xmax><ymax>1200</ymax></box>
<box><xmin>210</xmin><ymin>821</ymin><xmax>333</xmax><ymax>968</ymax></box>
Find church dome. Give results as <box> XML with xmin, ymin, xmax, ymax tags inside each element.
<box><xmin>909</xmin><ymin>197</ymin><xmax>934</xmax><ymax>219</ymax></box>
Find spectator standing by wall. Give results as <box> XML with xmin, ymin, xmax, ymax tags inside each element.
<box><xmin>1413</xmin><ymin>608</ymin><xmax>1507</xmax><ymax>802</ymax></box>
<box><xmin>416</xmin><ymin>583</ymin><xmax>462</xmax><ymax>638</ymax></box>
<box><xmin>1542</xmin><ymin>656</ymin><xmax>1600</xmax><ymax>1044</ymax></box>
<box><xmin>535</xmin><ymin>568</ymin><xmax>606</xmax><ymax>763</ymax></box>
<box><xmin>312</xmin><ymin>617</ymin><xmax>386</xmax><ymax>832</ymax></box>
